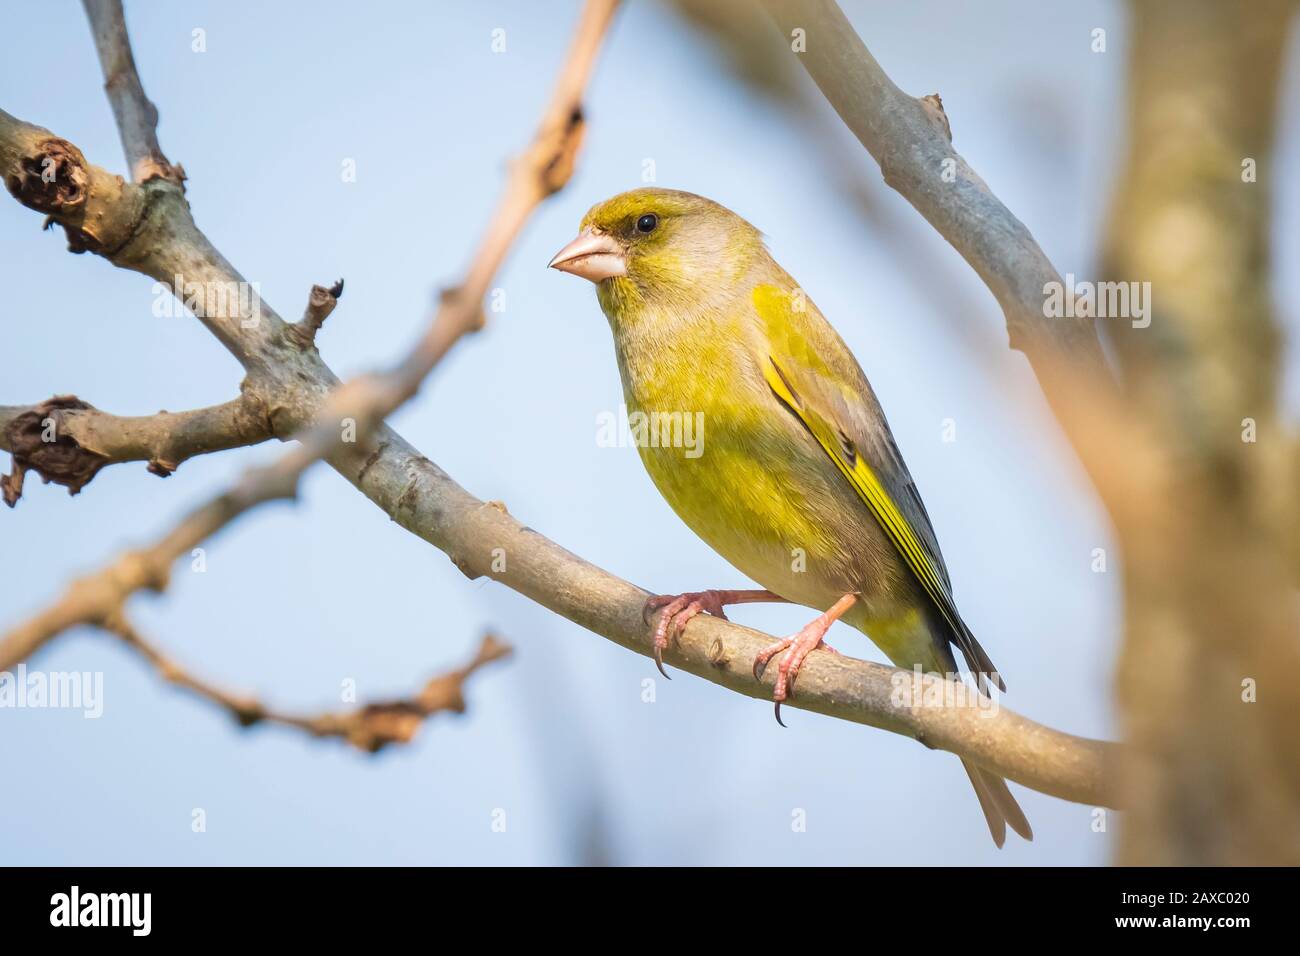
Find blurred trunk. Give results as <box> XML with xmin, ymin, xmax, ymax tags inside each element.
<box><xmin>1102</xmin><ymin>0</ymin><xmax>1300</xmax><ymax>864</ymax></box>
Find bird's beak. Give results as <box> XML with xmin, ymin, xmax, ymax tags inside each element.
<box><xmin>548</xmin><ymin>228</ymin><xmax>627</xmax><ymax>283</ymax></box>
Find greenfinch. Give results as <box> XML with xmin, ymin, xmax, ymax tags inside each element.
<box><xmin>550</xmin><ymin>188</ymin><xmax>1031</xmax><ymax>846</ymax></box>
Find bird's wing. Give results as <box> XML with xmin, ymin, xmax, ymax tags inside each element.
<box><xmin>752</xmin><ymin>283</ymin><xmax>1004</xmax><ymax>691</ymax></box>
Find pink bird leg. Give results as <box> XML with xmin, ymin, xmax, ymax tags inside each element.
<box><xmin>752</xmin><ymin>592</ymin><xmax>857</xmax><ymax>726</ymax></box>
<box><xmin>643</xmin><ymin>588</ymin><xmax>789</xmax><ymax>678</ymax></box>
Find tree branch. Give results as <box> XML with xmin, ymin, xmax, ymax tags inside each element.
<box><xmin>0</xmin><ymin>397</ymin><xmax>1118</xmax><ymax>807</ymax></box>
<box><xmin>349</xmin><ymin>450</ymin><xmax>1121</xmax><ymax>807</ymax></box>
<box><xmin>0</xmin><ymin>0</ymin><xmax>621</xmax><ymax>650</ymax></box>
<box><xmin>0</xmin><ymin>109</ymin><xmax>148</xmax><ymax>257</ymax></box>
<box><xmin>0</xmin><ymin>0</ymin><xmax>622</xmax><ymax>696</ymax></box>
<box><xmin>760</xmin><ymin>0</ymin><xmax>1134</xmax><ymax>507</ymax></box>
<box><xmin>0</xmin><ymin>393</ymin><xmax>274</xmax><ymax>505</ymax></box>
<box><xmin>103</xmin><ymin>614</ymin><xmax>511</xmax><ymax>752</ymax></box>
<box><xmin>81</xmin><ymin>0</ymin><xmax>185</xmax><ymax>186</ymax></box>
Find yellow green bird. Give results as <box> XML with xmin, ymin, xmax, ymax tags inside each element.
<box><xmin>549</xmin><ymin>187</ymin><xmax>1031</xmax><ymax>847</ymax></box>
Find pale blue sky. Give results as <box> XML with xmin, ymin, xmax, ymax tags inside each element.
<box><xmin>2</xmin><ymin>1</ymin><xmax>1296</xmax><ymax>864</ymax></box>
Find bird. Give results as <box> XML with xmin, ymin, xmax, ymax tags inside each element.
<box><xmin>548</xmin><ymin>187</ymin><xmax>1031</xmax><ymax>847</ymax></box>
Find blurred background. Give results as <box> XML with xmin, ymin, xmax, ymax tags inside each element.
<box><xmin>1</xmin><ymin>0</ymin><xmax>1296</xmax><ymax>865</ymax></box>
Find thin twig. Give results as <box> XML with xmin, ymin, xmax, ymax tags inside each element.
<box><xmin>81</xmin><ymin>0</ymin><xmax>185</xmax><ymax>186</ymax></box>
<box><xmin>104</xmin><ymin>614</ymin><xmax>512</xmax><ymax>752</ymax></box>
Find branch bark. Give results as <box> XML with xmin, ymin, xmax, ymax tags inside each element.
<box><xmin>0</xmin><ymin>393</ymin><xmax>274</xmax><ymax>504</ymax></box>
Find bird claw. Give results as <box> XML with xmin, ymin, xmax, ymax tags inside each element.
<box><xmin>653</xmin><ymin>643</ymin><xmax>671</xmax><ymax>680</ymax></box>
<box><xmin>751</xmin><ymin>630</ymin><xmax>839</xmax><ymax>727</ymax></box>
<box><xmin>644</xmin><ymin>590</ymin><xmax>731</xmax><ymax>678</ymax></box>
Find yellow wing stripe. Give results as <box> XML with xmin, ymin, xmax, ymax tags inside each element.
<box><xmin>764</xmin><ymin>357</ymin><xmax>961</xmax><ymax>633</ymax></box>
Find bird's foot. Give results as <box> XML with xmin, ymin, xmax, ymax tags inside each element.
<box><xmin>751</xmin><ymin>592</ymin><xmax>858</xmax><ymax>726</ymax></box>
<box><xmin>752</xmin><ymin>630</ymin><xmax>840</xmax><ymax>726</ymax></box>
<box><xmin>643</xmin><ymin>588</ymin><xmax>786</xmax><ymax>678</ymax></box>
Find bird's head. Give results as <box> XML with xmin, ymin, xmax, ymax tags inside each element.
<box><xmin>549</xmin><ymin>188</ymin><xmax>764</xmax><ymax>313</ymax></box>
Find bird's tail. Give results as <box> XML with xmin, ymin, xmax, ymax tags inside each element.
<box><xmin>926</xmin><ymin>612</ymin><xmax>1032</xmax><ymax>847</ymax></box>
<box><xmin>873</xmin><ymin>611</ymin><xmax>1032</xmax><ymax>847</ymax></box>
<box><xmin>961</xmin><ymin>759</ymin><xmax>1033</xmax><ymax>848</ymax></box>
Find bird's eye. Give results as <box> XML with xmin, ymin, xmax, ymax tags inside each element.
<box><xmin>635</xmin><ymin>213</ymin><xmax>659</xmax><ymax>234</ymax></box>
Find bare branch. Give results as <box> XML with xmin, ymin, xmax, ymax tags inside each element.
<box><xmin>0</xmin><ymin>393</ymin><xmax>274</xmax><ymax>505</ymax></box>
<box><xmin>760</xmin><ymin>0</ymin><xmax>1129</xmax><ymax>503</ymax></box>
<box><xmin>399</xmin><ymin>0</ymin><xmax>617</xmax><ymax>379</ymax></box>
<box><xmin>81</xmin><ymin>0</ymin><xmax>184</xmax><ymax>186</ymax></box>
<box><xmin>0</xmin><ymin>0</ymin><xmax>621</xmax><ymax>672</ymax></box>
<box><xmin>104</xmin><ymin>615</ymin><xmax>512</xmax><ymax>752</ymax></box>
<box><xmin>0</xmin><ymin>459</ymin><xmax>298</xmax><ymax>669</ymax></box>
<box><xmin>340</xmin><ymin>441</ymin><xmax>1118</xmax><ymax>807</ymax></box>
<box><xmin>0</xmin><ymin>395</ymin><xmax>1118</xmax><ymax>806</ymax></box>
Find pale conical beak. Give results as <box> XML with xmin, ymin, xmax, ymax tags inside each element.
<box><xmin>548</xmin><ymin>228</ymin><xmax>627</xmax><ymax>283</ymax></box>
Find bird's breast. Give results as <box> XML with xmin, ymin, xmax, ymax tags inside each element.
<box><xmin>610</xmin><ymin>321</ymin><xmax>896</xmax><ymax>612</ymax></box>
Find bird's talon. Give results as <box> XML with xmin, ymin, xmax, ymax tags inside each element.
<box><xmin>645</xmin><ymin>590</ymin><xmax>755</xmax><ymax>678</ymax></box>
<box><xmin>653</xmin><ymin>644</ymin><xmax>672</xmax><ymax>680</ymax></box>
<box><xmin>751</xmin><ymin>605</ymin><xmax>852</xmax><ymax>723</ymax></box>
<box><xmin>774</xmin><ymin>701</ymin><xmax>786</xmax><ymax>727</ymax></box>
